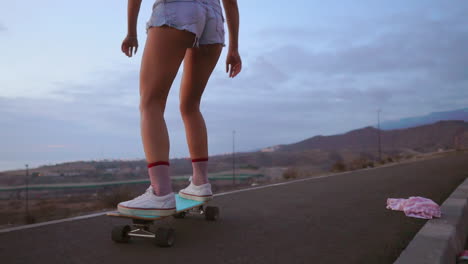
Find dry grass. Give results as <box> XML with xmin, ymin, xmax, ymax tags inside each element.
<box><xmin>283</xmin><ymin>167</ymin><xmax>299</xmax><ymax>180</ymax></box>
<box><xmin>331</xmin><ymin>161</ymin><xmax>347</xmax><ymax>172</ymax></box>
<box><xmin>97</xmin><ymin>185</ymin><xmax>136</xmax><ymax>208</ymax></box>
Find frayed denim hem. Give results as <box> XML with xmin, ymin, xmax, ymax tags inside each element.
<box><xmin>146</xmin><ymin>22</ymin><xmax>226</xmax><ymax>48</ymax></box>
<box><xmin>146</xmin><ymin>22</ymin><xmax>201</xmax><ymax>48</ymax></box>
<box><xmin>145</xmin><ymin>0</ymin><xmax>225</xmax><ymax>48</ymax></box>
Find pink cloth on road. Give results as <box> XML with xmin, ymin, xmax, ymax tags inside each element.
<box><xmin>386</xmin><ymin>196</ymin><xmax>441</xmax><ymax>219</ymax></box>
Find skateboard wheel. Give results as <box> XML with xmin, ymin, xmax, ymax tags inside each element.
<box><xmin>173</xmin><ymin>212</ymin><xmax>186</xmax><ymax>219</ymax></box>
<box><xmin>154</xmin><ymin>228</ymin><xmax>175</xmax><ymax>247</ymax></box>
<box><xmin>205</xmin><ymin>206</ymin><xmax>219</xmax><ymax>221</ymax></box>
<box><xmin>111</xmin><ymin>225</ymin><xmax>131</xmax><ymax>243</ymax></box>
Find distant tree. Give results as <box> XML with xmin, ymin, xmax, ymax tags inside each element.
<box><xmin>348</xmin><ymin>158</ymin><xmax>369</xmax><ymax>170</ymax></box>
<box><xmin>283</xmin><ymin>167</ymin><xmax>298</xmax><ymax>180</ymax></box>
<box><xmin>331</xmin><ymin>161</ymin><xmax>346</xmax><ymax>172</ymax></box>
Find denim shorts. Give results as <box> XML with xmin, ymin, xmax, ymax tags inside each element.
<box><xmin>146</xmin><ymin>0</ymin><xmax>225</xmax><ymax>48</ymax></box>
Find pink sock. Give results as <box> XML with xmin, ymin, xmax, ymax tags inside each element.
<box><xmin>191</xmin><ymin>158</ymin><xmax>209</xmax><ymax>186</ymax></box>
<box><xmin>147</xmin><ymin>161</ymin><xmax>172</xmax><ymax>196</ymax></box>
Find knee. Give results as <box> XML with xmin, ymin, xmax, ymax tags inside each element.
<box><xmin>139</xmin><ymin>92</ymin><xmax>167</xmax><ymax>113</ymax></box>
<box><xmin>179</xmin><ymin>100</ymin><xmax>200</xmax><ymax>117</ymax></box>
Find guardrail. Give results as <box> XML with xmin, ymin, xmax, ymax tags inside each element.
<box><xmin>0</xmin><ymin>173</ymin><xmax>264</xmax><ymax>192</ymax></box>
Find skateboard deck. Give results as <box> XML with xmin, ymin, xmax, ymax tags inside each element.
<box><xmin>106</xmin><ymin>194</ymin><xmax>208</xmax><ymax>220</ymax></box>
<box><xmin>107</xmin><ymin>193</ymin><xmax>219</xmax><ymax>247</ymax></box>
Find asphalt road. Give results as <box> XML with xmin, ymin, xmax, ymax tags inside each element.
<box><xmin>1</xmin><ymin>151</ymin><xmax>467</xmax><ymax>264</ymax></box>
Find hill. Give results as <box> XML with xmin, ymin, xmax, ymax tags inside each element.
<box><xmin>210</xmin><ymin>120</ymin><xmax>468</xmax><ymax>171</ymax></box>
<box><xmin>380</xmin><ymin>108</ymin><xmax>468</xmax><ymax>130</ymax></box>
<box><xmin>1</xmin><ymin>121</ymin><xmax>467</xmax><ymax>181</ymax></box>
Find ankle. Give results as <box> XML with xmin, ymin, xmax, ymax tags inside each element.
<box><xmin>152</xmin><ymin>188</ymin><xmax>172</xmax><ymax>197</ymax></box>
<box><xmin>191</xmin><ymin>178</ymin><xmax>208</xmax><ymax>186</ymax></box>
<box><xmin>191</xmin><ymin>157</ymin><xmax>209</xmax><ymax>185</ymax></box>
<box><xmin>148</xmin><ymin>161</ymin><xmax>172</xmax><ymax>196</ymax></box>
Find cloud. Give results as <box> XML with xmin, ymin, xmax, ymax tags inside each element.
<box><xmin>0</xmin><ymin>22</ymin><xmax>6</xmax><ymax>31</ymax></box>
<box><xmin>252</xmin><ymin>11</ymin><xmax>468</xmax><ymax>107</ymax></box>
<box><xmin>266</xmin><ymin>31</ymin><xmax>467</xmax><ymax>81</ymax></box>
<box><xmin>199</xmin><ymin>9</ymin><xmax>468</xmax><ymax>145</ymax></box>
<box><xmin>2</xmin><ymin>5</ymin><xmax>468</xmax><ymax>171</ymax></box>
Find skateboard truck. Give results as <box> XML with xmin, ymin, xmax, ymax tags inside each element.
<box><xmin>111</xmin><ymin>221</ymin><xmax>175</xmax><ymax>247</ymax></box>
<box><xmin>109</xmin><ymin>197</ymin><xmax>220</xmax><ymax>248</ymax></box>
<box><xmin>130</xmin><ymin>219</ymin><xmax>157</xmax><ymax>238</ymax></box>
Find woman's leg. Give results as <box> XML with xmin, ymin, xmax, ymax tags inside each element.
<box><xmin>140</xmin><ymin>26</ymin><xmax>195</xmax><ymax>195</ymax></box>
<box><xmin>179</xmin><ymin>44</ymin><xmax>223</xmax><ymax>185</ymax></box>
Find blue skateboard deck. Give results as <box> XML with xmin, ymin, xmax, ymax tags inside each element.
<box><xmin>106</xmin><ymin>194</ymin><xmax>208</xmax><ymax>220</ymax></box>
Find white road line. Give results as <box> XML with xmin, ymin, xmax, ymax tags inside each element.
<box><xmin>0</xmin><ymin>211</ymin><xmax>109</xmax><ymax>233</ymax></box>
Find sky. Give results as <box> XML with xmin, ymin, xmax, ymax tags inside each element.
<box><xmin>0</xmin><ymin>0</ymin><xmax>467</xmax><ymax>171</ymax></box>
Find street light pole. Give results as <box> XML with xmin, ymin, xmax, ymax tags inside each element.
<box><xmin>25</xmin><ymin>164</ymin><xmax>29</xmax><ymax>222</ymax></box>
<box><xmin>232</xmin><ymin>130</ymin><xmax>236</xmax><ymax>185</ymax></box>
<box><xmin>377</xmin><ymin>109</ymin><xmax>382</xmax><ymax>162</ymax></box>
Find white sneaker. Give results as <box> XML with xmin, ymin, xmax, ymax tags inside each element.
<box><xmin>117</xmin><ymin>186</ymin><xmax>176</xmax><ymax>216</ymax></box>
<box><xmin>179</xmin><ymin>177</ymin><xmax>213</xmax><ymax>202</ymax></box>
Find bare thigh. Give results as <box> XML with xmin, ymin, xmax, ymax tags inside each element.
<box><xmin>179</xmin><ymin>44</ymin><xmax>223</xmax><ymax>110</ymax></box>
<box><xmin>140</xmin><ymin>26</ymin><xmax>196</xmax><ymax>111</ymax></box>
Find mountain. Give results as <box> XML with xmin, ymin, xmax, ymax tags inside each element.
<box><xmin>278</xmin><ymin>120</ymin><xmax>468</xmax><ymax>153</ymax></box>
<box><xmin>278</xmin><ymin>126</ymin><xmax>380</xmax><ymax>152</ymax></box>
<box><xmin>380</xmin><ymin>108</ymin><xmax>468</xmax><ymax>130</ymax></box>
<box><xmin>212</xmin><ymin>120</ymin><xmax>468</xmax><ymax>171</ymax></box>
<box><xmin>2</xmin><ymin>121</ymin><xmax>467</xmax><ymax>177</ymax></box>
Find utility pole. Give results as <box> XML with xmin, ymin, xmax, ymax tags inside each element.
<box><xmin>377</xmin><ymin>109</ymin><xmax>382</xmax><ymax>162</ymax></box>
<box><xmin>232</xmin><ymin>130</ymin><xmax>236</xmax><ymax>185</ymax></box>
<box><xmin>25</xmin><ymin>164</ymin><xmax>30</xmax><ymax>222</ymax></box>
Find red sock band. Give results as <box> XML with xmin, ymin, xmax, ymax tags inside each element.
<box><xmin>147</xmin><ymin>161</ymin><xmax>170</xmax><ymax>168</ymax></box>
<box><xmin>192</xmin><ymin>157</ymin><xmax>209</xmax><ymax>162</ymax></box>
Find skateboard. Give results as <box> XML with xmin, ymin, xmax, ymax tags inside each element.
<box><xmin>106</xmin><ymin>193</ymin><xmax>219</xmax><ymax>247</ymax></box>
